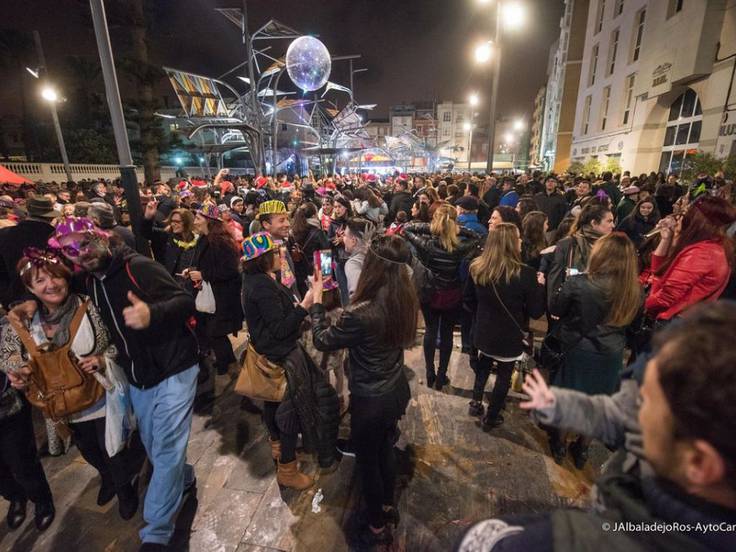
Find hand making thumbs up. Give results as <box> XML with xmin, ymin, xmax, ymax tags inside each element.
<box><xmin>123</xmin><ymin>291</ymin><xmax>151</xmax><ymax>329</ymax></box>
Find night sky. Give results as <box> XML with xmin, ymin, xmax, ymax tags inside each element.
<box><xmin>2</xmin><ymin>0</ymin><xmax>564</xmax><ymax>123</ymax></box>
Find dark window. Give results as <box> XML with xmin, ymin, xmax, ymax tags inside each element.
<box><xmin>675</xmin><ymin>124</ymin><xmax>690</xmax><ymax>145</ymax></box>
<box><xmin>668</xmin><ymin>95</ymin><xmax>683</xmax><ymax>121</ymax></box>
<box><xmin>663</xmin><ymin>125</ymin><xmax>677</xmax><ymax>146</ymax></box>
<box><xmin>695</xmin><ymin>99</ymin><xmax>702</xmax><ymax>116</ymax></box>
<box><xmin>688</xmin><ymin>120</ymin><xmax>702</xmax><ymax>143</ymax></box>
<box><xmin>681</xmin><ymin>89</ymin><xmax>696</xmax><ymax>118</ymax></box>
<box><xmin>659</xmin><ymin>151</ymin><xmax>672</xmax><ymax>173</ymax></box>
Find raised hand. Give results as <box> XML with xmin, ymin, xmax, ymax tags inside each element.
<box><xmin>123</xmin><ymin>291</ymin><xmax>151</xmax><ymax>330</ymax></box>
<box><xmin>520</xmin><ymin>368</ymin><xmax>556</xmax><ymax>410</ymax></box>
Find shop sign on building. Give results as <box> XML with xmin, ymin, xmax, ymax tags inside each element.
<box><xmin>649</xmin><ymin>62</ymin><xmax>673</xmax><ymax>98</ymax></box>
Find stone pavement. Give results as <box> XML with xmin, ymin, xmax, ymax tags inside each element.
<box><xmin>0</xmin><ymin>336</ymin><xmax>607</xmax><ymax>552</ymax></box>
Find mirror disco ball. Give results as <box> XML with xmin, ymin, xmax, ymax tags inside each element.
<box><xmin>285</xmin><ymin>36</ymin><xmax>331</xmax><ymax>92</ymax></box>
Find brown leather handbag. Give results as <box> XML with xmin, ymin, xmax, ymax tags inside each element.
<box><xmin>234</xmin><ymin>340</ymin><xmax>287</xmax><ymax>402</ymax></box>
<box><xmin>8</xmin><ymin>300</ymin><xmax>105</xmax><ymax>421</ymax></box>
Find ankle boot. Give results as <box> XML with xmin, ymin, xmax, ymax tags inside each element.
<box><xmin>269</xmin><ymin>439</ymin><xmax>281</xmax><ymax>463</ymax></box>
<box><xmin>277</xmin><ymin>460</ymin><xmax>314</xmax><ymax>490</ymax></box>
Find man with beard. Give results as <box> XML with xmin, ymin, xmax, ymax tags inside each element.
<box><xmin>50</xmin><ymin>218</ymin><xmax>199</xmax><ymax>552</ymax></box>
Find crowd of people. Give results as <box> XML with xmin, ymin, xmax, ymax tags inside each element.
<box><xmin>0</xmin><ymin>165</ymin><xmax>735</xmax><ymax>551</ymax></box>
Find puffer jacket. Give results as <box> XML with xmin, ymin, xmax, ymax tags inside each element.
<box><xmin>402</xmin><ymin>222</ymin><xmax>481</xmax><ymax>290</ymax></box>
<box><xmin>310</xmin><ymin>300</ymin><xmax>406</xmax><ymax>398</ymax></box>
<box><xmin>646</xmin><ymin>240</ymin><xmax>731</xmax><ymax>320</ymax></box>
<box><xmin>550</xmin><ymin>273</ymin><xmax>628</xmax><ymax>355</ymax></box>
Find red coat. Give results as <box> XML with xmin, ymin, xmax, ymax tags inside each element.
<box><xmin>645</xmin><ymin>240</ymin><xmax>731</xmax><ymax>320</ymax></box>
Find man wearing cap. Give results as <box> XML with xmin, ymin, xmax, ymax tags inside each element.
<box><xmin>455</xmin><ymin>196</ymin><xmax>488</xmax><ymax>237</ymax></box>
<box><xmin>88</xmin><ymin>201</ymin><xmax>137</xmax><ymax>251</ymax></box>
<box><xmin>616</xmin><ymin>185</ymin><xmax>640</xmax><ymax>223</ymax></box>
<box><xmin>229</xmin><ymin>196</ymin><xmax>248</xmax><ymax>228</ymax></box>
<box><xmin>0</xmin><ymin>197</ymin><xmax>59</xmax><ymax>309</ymax></box>
<box><xmin>257</xmin><ymin>200</ymin><xmax>300</xmax><ymax>298</ymax></box>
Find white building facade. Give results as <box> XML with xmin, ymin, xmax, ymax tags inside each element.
<box><xmin>571</xmin><ymin>0</ymin><xmax>736</xmax><ymax>175</ymax></box>
<box><xmin>436</xmin><ymin>101</ymin><xmax>473</xmax><ymax>164</ymax></box>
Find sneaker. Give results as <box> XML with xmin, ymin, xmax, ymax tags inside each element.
<box><xmin>468</xmin><ymin>400</ymin><xmax>485</xmax><ymax>417</ymax></box>
<box><xmin>336</xmin><ymin>438</ymin><xmax>356</xmax><ymax>458</ymax></box>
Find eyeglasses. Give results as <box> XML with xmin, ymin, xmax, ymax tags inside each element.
<box><xmin>170</xmin><ymin>218</ymin><xmax>183</xmax><ymax>224</ymax></box>
<box><xmin>60</xmin><ymin>238</ymin><xmax>92</xmax><ymax>258</ymax></box>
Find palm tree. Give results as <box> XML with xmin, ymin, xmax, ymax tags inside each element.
<box><xmin>0</xmin><ymin>30</ymin><xmax>39</xmax><ymax>160</ymax></box>
<box><xmin>65</xmin><ymin>55</ymin><xmax>103</xmax><ymax>127</ymax></box>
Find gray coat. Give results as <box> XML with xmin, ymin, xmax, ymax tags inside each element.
<box><xmin>533</xmin><ymin>378</ymin><xmax>646</xmax><ymax>475</ymax></box>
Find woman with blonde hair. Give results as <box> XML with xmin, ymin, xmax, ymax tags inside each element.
<box><xmin>464</xmin><ymin>223</ymin><xmax>545</xmax><ymax>429</ymax></box>
<box><xmin>403</xmin><ymin>203</ymin><xmax>481</xmax><ymax>389</ymax></box>
<box><xmin>547</xmin><ymin>232</ymin><xmax>642</xmax><ymax>467</ymax></box>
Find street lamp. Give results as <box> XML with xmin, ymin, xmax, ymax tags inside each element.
<box><xmin>474</xmin><ymin>42</ymin><xmax>492</xmax><ymax>64</ymax></box>
<box><xmin>40</xmin><ymin>85</ymin><xmax>72</xmax><ymax>183</ymax></box>
<box><xmin>473</xmin><ymin>0</ymin><xmax>526</xmax><ymax>173</ymax></box>
<box><xmin>464</xmin><ymin>122</ymin><xmax>474</xmax><ymax>171</ymax></box>
<box><xmin>469</xmin><ymin>93</ymin><xmax>480</xmax><ymax>107</ymax></box>
<box><xmin>513</xmin><ymin>118</ymin><xmax>525</xmax><ymax>132</ymax></box>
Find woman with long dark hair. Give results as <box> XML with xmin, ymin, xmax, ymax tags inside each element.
<box><xmin>488</xmin><ymin>205</ymin><xmax>522</xmax><ymax>233</ymax></box>
<box><xmin>308</xmin><ymin>235</ymin><xmax>419</xmax><ymax>547</ymax></box>
<box><xmin>328</xmin><ymin>196</ymin><xmax>353</xmax><ymax>305</ymax></box>
<box><xmin>352</xmin><ymin>187</ymin><xmax>388</xmax><ymax>226</ymax></box>
<box><xmin>287</xmin><ymin>202</ymin><xmax>329</xmax><ymax>297</ymax></box>
<box><xmin>548</xmin><ymin>233</ymin><xmax>641</xmax><ymax>467</ymax></box>
<box><xmin>646</xmin><ymin>195</ymin><xmax>736</xmax><ymax>321</ymax></box>
<box><xmin>465</xmin><ymin>224</ymin><xmax>545</xmax><ymax>429</ymax></box>
<box><xmin>521</xmin><ymin>211</ymin><xmax>548</xmax><ymax>272</ymax></box>
<box><xmin>186</xmin><ymin>204</ymin><xmax>244</xmax><ymax>375</ymax></box>
<box><xmin>616</xmin><ymin>197</ymin><xmax>660</xmax><ymax>248</ymax></box>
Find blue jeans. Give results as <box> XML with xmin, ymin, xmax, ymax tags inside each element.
<box><xmin>129</xmin><ymin>364</ymin><xmax>198</xmax><ymax>545</ymax></box>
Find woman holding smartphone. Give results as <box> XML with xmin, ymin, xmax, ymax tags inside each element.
<box><xmin>307</xmin><ymin>235</ymin><xmax>419</xmax><ymax>547</ymax></box>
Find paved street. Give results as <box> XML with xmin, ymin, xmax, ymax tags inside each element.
<box><xmin>0</xmin><ymin>335</ymin><xmax>607</xmax><ymax>552</ymax></box>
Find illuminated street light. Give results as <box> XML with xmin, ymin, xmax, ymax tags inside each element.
<box><xmin>469</xmin><ymin>93</ymin><xmax>480</xmax><ymax>107</ymax></box>
<box><xmin>504</xmin><ymin>132</ymin><xmax>514</xmax><ymax>143</ymax></box>
<box><xmin>502</xmin><ymin>2</ymin><xmax>525</xmax><ymax>30</ymax></box>
<box><xmin>474</xmin><ymin>42</ymin><xmax>492</xmax><ymax>64</ymax></box>
<box><xmin>513</xmin><ymin>119</ymin><xmax>525</xmax><ymax>131</ymax></box>
<box><xmin>463</xmin><ymin>122</ymin><xmax>472</xmax><ymax>131</ymax></box>
<box><xmin>41</xmin><ymin>86</ymin><xmax>58</xmax><ymax>102</ymax></box>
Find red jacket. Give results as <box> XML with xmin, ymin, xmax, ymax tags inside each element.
<box><xmin>645</xmin><ymin>240</ymin><xmax>731</xmax><ymax>320</ymax></box>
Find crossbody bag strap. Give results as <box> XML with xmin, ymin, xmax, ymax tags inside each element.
<box><xmin>490</xmin><ymin>280</ymin><xmax>525</xmax><ymax>339</ymax></box>
<box><xmin>67</xmin><ymin>299</ymin><xmax>90</xmax><ymax>342</ymax></box>
<box><xmin>7</xmin><ymin>315</ymin><xmax>40</xmax><ymax>357</ymax></box>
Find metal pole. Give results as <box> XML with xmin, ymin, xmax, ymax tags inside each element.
<box><xmin>89</xmin><ymin>0</ymin><xmax>145</xmax><ymax>252</ymax></box>
<box><xmin>242</xmin><ymin>0</ymin><xmax>264</xmax><ymax>175</ymax></box>
<box><xmin>272</xmin><ymin>71</ymin><xmax>285</xmax><ymax>176</ymax></box>
<box><xmin>468</xmin><ymin>125</ymin><xmax>474</xmax><ymax>171</ymax></box>
<box><xmin>485</xmin><ymin>2</ymin><xmax>503</xmax><ymax>174</ymax></box>
<box><xmin>49</xmin><ymin>104</ymin><xmax>73</xmax><ymax>182</ymax></box>
<box><xmin>33</xmin><ymin>31</ymin><xmax>73</xmax><ymax>183</ymax></box>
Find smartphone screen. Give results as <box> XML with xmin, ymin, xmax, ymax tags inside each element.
<box><xmin>316</xmin><ymin>249</ymin><xmax>333</xmax><ymax>278</ymax></box>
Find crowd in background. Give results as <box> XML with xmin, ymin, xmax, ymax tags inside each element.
<box><xmin>0</xmin><ymin>165</ymin><xmax>735</xmax><ymax>551</ymax></box>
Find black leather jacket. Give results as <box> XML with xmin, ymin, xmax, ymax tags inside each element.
<box><xmin>402</xmin><ymin>222</ymin><xmax>481</xmax><ymax>290</ymax></box>
<box><xmin>310</xmin><ymin>301</ymin><xmax>406</xmax><ymax>398</ymax></box>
